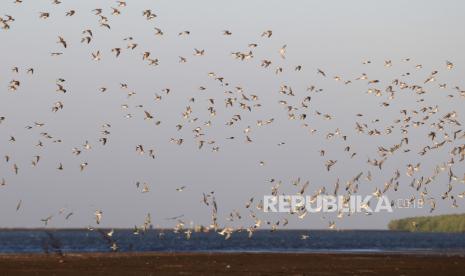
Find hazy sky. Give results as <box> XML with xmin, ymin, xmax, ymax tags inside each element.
<box><xmin>0</xmin><ymin>0</ymin><xmax>464</xmax><ymax>229</ymax></box>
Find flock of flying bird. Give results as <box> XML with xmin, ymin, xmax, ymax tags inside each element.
<box><xmin>1</xmin><ymin>0</ymin><xmax>465</xmax><ymax>251</ymax></box>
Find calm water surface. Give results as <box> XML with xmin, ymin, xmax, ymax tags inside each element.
<box><xmin>0</xmin><ymin>230</ymin><xmax>464</xmax><ymax>254</ymax></box>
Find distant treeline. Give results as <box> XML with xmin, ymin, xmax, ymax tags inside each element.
<box><xmin>388</xmin><ymin>214</ymin><xmax>465</xmax><ymax>232</ymax></box>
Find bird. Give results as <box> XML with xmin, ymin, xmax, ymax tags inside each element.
<box><xmin>279</xmin><ymin>45</ymin><xmax>287</xmax><ymax>59</ymax></box>
<box><xmin>325</xmin><ymin>160</ymin><xmax>337</xmax><ymax>171</ymax></box>
<box><xmin>41</xmin><ymin>215</ymin><xmax>53</xmax><ymax>226</ymax></box>
<box><xmin>39</xmin><ymin>12</ymin><xmax>50</xmax><ymax>19</ymax></box>
<box><xmin>141</xmin><ymin>183</ymin><xmax>150</xmax><ymax>193</ymax></box>
<box><xmin>143</xmin><ymin>9</ymin><xmax>157</xmax><ymax>20</ymax></box>
<box><xmin>91</xmin><ymin>51</ymin><xmax>101</xmax><ymax>61</ymax></box>
<box><xmin>329</xmin><ymin>221</ymin><xmax>336</xmax><ymax>230</ymax></box>
<box><xmin>261</xmin><ymin>30</ymin><xmax>272</xmax><ymax>38</ymax></box>
<box><xmin>154</xmin><ymin>27</ymin><xmax>164</xmax><ymax>36</ymax></box>
<box><xmin>111</xmin><ymin>48</ymin><xmax>121</xmax><ymax>57</ymax></box>
<box><xmin>144</xmin><ymin>111</ymin><xmax>154</xmax><ymax>120</ymax></box>
<box><xmin>95</xmin><ymin>210</ymin><xmax>103</xmax><ymax>224</ymax></box>
<box><xmin>317</xmin><ymin>69</ymin><xmax>326</xmax><ymax>77</ymax></box>
<box><xmin>446</xmin><ymin>61</ymin><xmax>454</xmax><ymax>70</ymax></box>
<box><xmin>178</xmin><ymin>30</ymin><xmax>190</xmax><ymax>36</ymax></box>
<box><xmin>56</xmin><ymin>83</ymin><xmax>67</xmax><ymax>93</ymax></box>
<box><xmin>65</xmin><ymin>10</ymin><xmax>75</xmax><ymax>16</ymax></box>
<box><xmin>57</xmin><ymin>36</ymin><xmax>67</xmax><ymax>48</ymax></box>
<box><xmin>194</xmin><ymin>48</ymin><xmax>205</xmax><ymax>56</ymax></box>
<box><xmin>13</xmin><ymin>164</ymin><xmax>19</xmax><ymax>175</ymax></box>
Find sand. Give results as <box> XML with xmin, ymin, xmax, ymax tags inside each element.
<box><xmin>0</xmin><ymin>252</ymin><xmax>464</xmax><ymax>276</ymax></box>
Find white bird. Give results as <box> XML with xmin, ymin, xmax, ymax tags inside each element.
<box><xmin>95</xmin><ymin>210</ymin><xmax>103</xmax><ymax>224</ymax></box>
<box><xmin>279</xmin><ymin>45</ymin><xmax>287</xmax><ymax>59</ymax></box>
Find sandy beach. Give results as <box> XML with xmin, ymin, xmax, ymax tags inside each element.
<box><xmin>0</xmin><ymin>252</ymin><xmax>464</xmax><ymax>276</ymax></box>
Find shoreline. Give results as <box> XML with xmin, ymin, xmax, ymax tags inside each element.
<box><xmin>1</xmin><ymin>252</ymin><xmax>464</xmax><ymax>275</ymax></box>
<box><xmin>1</xmin><ymin>249</ymin><xmax>465</xmax><ymax>256</ymax></box>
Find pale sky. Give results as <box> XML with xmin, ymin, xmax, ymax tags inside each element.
<box><xmin>0</xmin><ymin>0</ymin><xmax>464</xmax><ymax>229</ymax></box>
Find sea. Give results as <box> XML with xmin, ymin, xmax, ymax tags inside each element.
<box><xmin>0</xmin><ymin>229</ymin><xmax>465</xmax><ymax>254</ymax></box>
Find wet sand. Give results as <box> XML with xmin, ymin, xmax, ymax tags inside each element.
<box><xmin>0</xmin><ymin>252</ymin><xmax>464</xmax><ymax>276</ymax></box>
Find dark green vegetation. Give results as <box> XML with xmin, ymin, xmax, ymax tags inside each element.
<box><xmin>389</xmin><ymin>214</ymin><xmax>465</xmax><ymax>232</ymax></box>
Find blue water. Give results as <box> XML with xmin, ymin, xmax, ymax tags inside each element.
<box><xmin>0</xmin><ymin>230</ymin><xmax>465</xmax><ymax>254</ymax></box>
